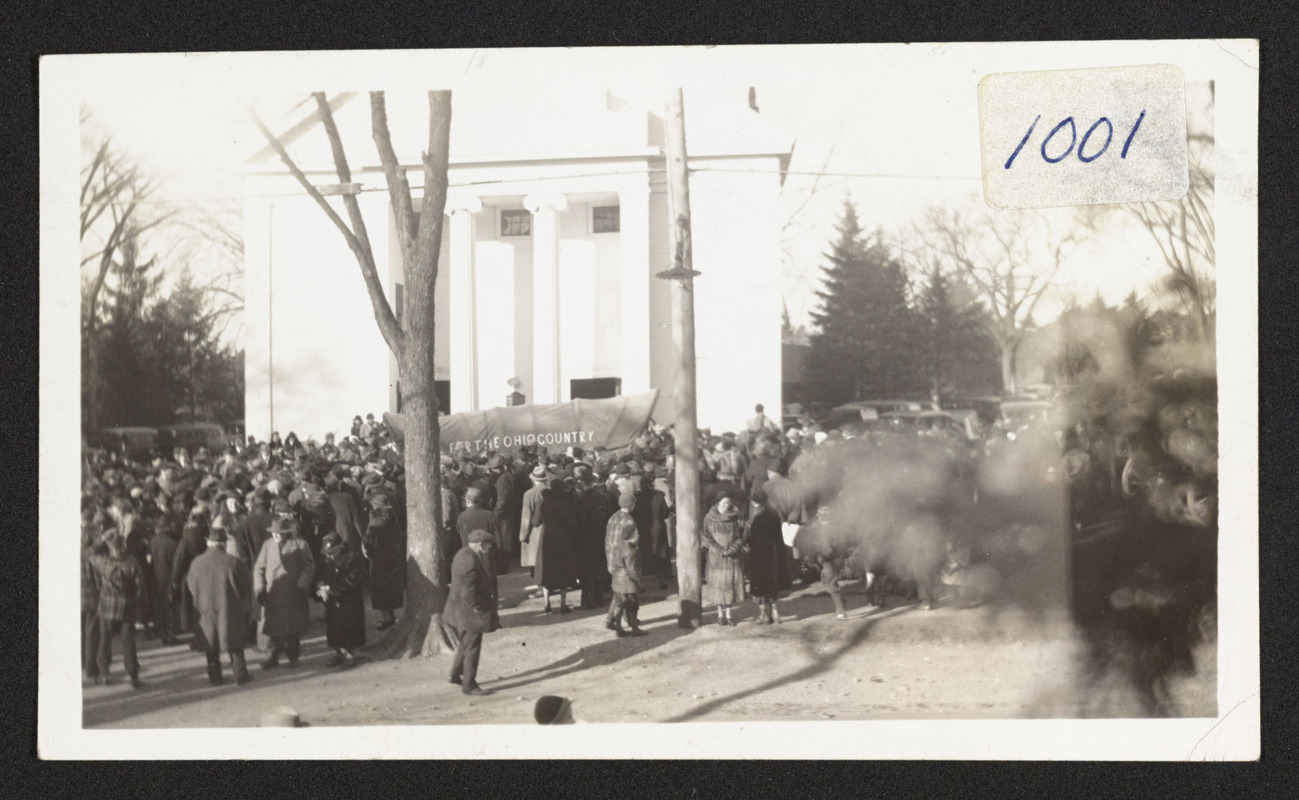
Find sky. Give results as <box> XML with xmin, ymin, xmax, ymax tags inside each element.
<box><xmin>74</xmin><ymin>45</ymin><xmax>1217</xmax><ymax>337</ymax></box>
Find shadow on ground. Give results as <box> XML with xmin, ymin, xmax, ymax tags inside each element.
<box><xmin>662</xmin><ymin>603</ymin><xmax>918</xmax><ymax>722</ymax></box>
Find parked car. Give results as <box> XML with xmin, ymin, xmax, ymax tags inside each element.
<box><xmin>821</xmin><ymin>399</ymin><xmax>938</xmax><ymax>430</ymax></box>
<box><xmin>879</xmin><ymin>410</ymin><xmax>979</xmax><ymax>441</ymax></box>
<box><xmin>1000</xmin><ymin>399</ymin><xmax>1053</xmax><ymax>432</ymax></box>
<box><xmin>157</xmin><ymin>422</ymin><xmax>228</xmax><ymax>455</ymax></box>
<box><xmin>94</xmin><ymin>427</ymin><xmax>159</xmax><ymax>460</ymax></box>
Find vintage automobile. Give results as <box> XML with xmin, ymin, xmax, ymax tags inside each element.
<box><xmin>157</xmin><ymin>422</ymin><xmax>228</xmax><ymax>455</ymax></box>
<box><xmin>94</xmin><ymin>427</ymin><xmax>159</xmax><ymax>460</ymax></box>
<box><xmin>878</xmin><ymin>409</ymin><xmax>980</xmax><ymax>441</ymax></box>
<box><xmin>820</xmin><ymin>399</ymin><xmax>939</xmax><ymax>430</ymax></box>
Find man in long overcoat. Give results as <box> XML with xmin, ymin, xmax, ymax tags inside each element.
<box><xmin>492</xmin><ymin>456</ymin><xmax>519</xmax><ymax>562</ymax></box>
<box><xmin>444</xmin><ymin>529</ymin><xmax>500</xmax><ymax>696</ymax></box>
<box><xmin>149</xmin><ymin>509</ymin><xmax>181</xmax><ymax>645</ymax></box>
<box><xmin>187</xmin><ymin>523</ymin><xmax>255</xmax><ymax>685</ymax></box>
<box><xmin>170</xmin><ymin>505</ymin><xmax>210</xmax><ymax>643</ymax></box>
<box><xmin>632</xmin><ymin>482</ymin><xmax>673</xmax><ymax>589</ymax></box>
<box><xmin>575</xmin><ymin>469</ymin><xmax>617</xmax><ymax>609</ymax></box>
<box><xmin>254</xmin><ymin>516</ymin><xmax>315</xmax><ymax>668</ymax></box>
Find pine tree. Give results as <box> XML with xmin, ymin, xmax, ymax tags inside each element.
<box><xmin>805</xmin><ymin>199</ymin><xmax>923</xmax><ymax>405</ymax></box>
<box><xmin>916</xmin><ymin>265</ymin><xmax>1000</xmax><ymax>400</ymax></box>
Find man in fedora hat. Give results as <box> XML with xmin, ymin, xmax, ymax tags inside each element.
<box><xmin>444</xmin><ymin>529</ymin><xmax>500</xmax><ymax>696</ymax></box>
<box><xmin>254</xmin><ymin>516</ymin><xmax>315</xmax><ymax>668</ymax></box>
<box><xmin>187</xmin><ymin>518</ymin><xmax>255</xmax><ymax>686</ymax></box>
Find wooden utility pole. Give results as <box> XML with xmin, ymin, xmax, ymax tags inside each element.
<box><xmin>660</xmin><ymin>89</ymin><xmax>703</xmax><ymax>629</ymax></box>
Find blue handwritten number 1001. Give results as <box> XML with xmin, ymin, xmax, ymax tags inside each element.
<box><xmin>1004</xmin><ymin>111</ymin><xmax>1146</xmax><ymax>169</ymax></box>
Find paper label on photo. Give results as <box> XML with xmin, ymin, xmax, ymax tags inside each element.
<box><xmin>979</xmin><ymin>64</ymin><xmax>1189</xmax><ymax>209</ymax></box>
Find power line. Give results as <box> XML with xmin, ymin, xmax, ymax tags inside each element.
<box><xmin>106</xmin><ymin>164</ymin><xmax>980</xmax><ymax>208</ymax></box>
<box><xmin>690</xmin><ymin>167</ymin><xmax>982</xmax><ymax>181</ymax></box>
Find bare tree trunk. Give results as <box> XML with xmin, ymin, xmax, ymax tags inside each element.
<box><xmin>381</xmin><ymin>91</ymin><xmax>454</xmax><ymax>658</ymax></box>
<box><xmin>253</xmin><ymin>91</ymin><xmax>455</xmax><ymax>658</ymax></box>
<box><xmin>1000</xmin><ymin>337</ymin><xmax>1018</xmax><ymax>395</ymax></box>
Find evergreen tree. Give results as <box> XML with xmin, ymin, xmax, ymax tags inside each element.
<box><xmin>916</xmin><ymin>265</ymin><xmax>1001</xmax><ymax>400</ymax></box>
<box><xmin>805</xmin><ymin>199</ymin><xmax>923</xmax><ymax>404</ymax></box>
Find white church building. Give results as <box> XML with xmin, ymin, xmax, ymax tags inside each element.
<box><xmin>242</xmin><ymin>87</ymin><xmax>790</xmax><ymax>441</ymax></box>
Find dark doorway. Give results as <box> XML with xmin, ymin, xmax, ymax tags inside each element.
<box><xmin>570</xmin><ymin>377</ymin><xmax>621</xmax><ymax>400</ymax></box>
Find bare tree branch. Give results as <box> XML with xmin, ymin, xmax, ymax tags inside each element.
<box><xmin>370</xmin><ymin>92</ymin><xmax>418</xmax><ymax>263</ymax></box>
<box><xmin>249</xmin><ymin>99</ymin><xmax>404</xmax><ymax>354</ymax></box>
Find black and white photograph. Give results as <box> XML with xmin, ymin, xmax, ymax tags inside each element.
<box><xmin>38</xmin><ymin>41</ymin><xmax>1258</xmax><ymax>759</ymax></box>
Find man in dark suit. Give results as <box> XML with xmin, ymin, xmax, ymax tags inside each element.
<box><xmin>444</xmin><ymin>529</ymin><xmax>500</xmax><ymax>696</ymax></box>
<box><xmin>186</xmin><ymin>522</ymin><xmax>256</xmax><ymax>686</ymax></box>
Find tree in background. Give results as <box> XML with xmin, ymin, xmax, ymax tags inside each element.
<box><xmin>805</xmin><ymin>199</ymin><xmax>923</xmax><ymax>405</ymax></box>
<box><xmin>915</xmin><ymin>265</ymin><xmax>1001</xmax><ymax>400</ymax></box>
<box><xmin>80</xmin><ymin>127</ymin><xmax>171</xmax><ymax>431</ymax></box>
<box><xmin>922</xmin><ymin>206</ymin><xmax>1083</xmax><ymax>394</ymax></box>
<box><xmin>81</xmin><ymin>118</ymin><xmax>244</xmax><ymax>432</ymax></box>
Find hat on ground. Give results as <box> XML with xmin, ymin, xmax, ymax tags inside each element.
<box><xmin>534</xmin><ymin>695</ymin><xmax>574</xmax><ymax>725</ymax></box>
<box><xmin>618</xmin><ymin>492</ymin><xmax>636</xmax><ymax>509</ymax></box>
<box><xmin>259</xmin><ymin>706</ymin><xmax>302</xmax><ymax>728</ymax></box>
<box><xmin>468</xmin><ymin>529</ymin><xmax>493</xmax><ymax>544</ymax></box>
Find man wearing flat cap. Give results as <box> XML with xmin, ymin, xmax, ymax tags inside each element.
<box><xmin>187</xmin><ymin>518</ymin><xmax>255</xmax><ymax>686</ymax></box>
<box><xmin>444</xmin><ymin>529</ymin><xmax>500</xmax><ymax>696</ymax></box>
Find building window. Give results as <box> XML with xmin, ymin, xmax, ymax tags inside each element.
<box><xmin>500</xmin><ymin>209</ymin><xmax>532</xmax><ymax>237</ymax></box>
<box><xmin>571</xmin><ymin>377</ymin><xmax>621</xmax><ymax>400</ymax></box>
<box><xmin>395</xmin><ymin>283</ymin><xmax>404</xmax><ymax>326</ymax></box>
<box><xmin>592</xmin><ymin>205</ymin><xmax>620</xmax><ymax>234</ymax></box>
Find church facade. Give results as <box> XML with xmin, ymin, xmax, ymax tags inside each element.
<box><xmin>242</xmin><ymin>88</ymin><xmax>790</xmax><ymax>441</ymax></box>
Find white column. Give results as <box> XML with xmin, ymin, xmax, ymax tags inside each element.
<box><xmin>448</xmin><ymin>194</ymin><xmax>482</xmax><ymax>413</ymax></box>
<box><xmin>618</xmin><ymin>184</ymin><xmax>652</xmax><ymax>395</ymax></box>
<box><xmin>524</xmin><ymin>193</ymin><xmax>568</xmax><ymax>405</ymax></box>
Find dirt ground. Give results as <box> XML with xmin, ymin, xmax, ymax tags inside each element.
<box><xmin>82</xmin><ymin>565</ymin><xmax>1214</xmax><ymax>729</ymax></box>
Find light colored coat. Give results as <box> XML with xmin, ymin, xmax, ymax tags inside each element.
<box><xmin>253</xmin><ymin>534</ymin><xmax>315</xmax><ymax>637</ymax></box>
<box><xmin>518</xmin><ymin>482</ymin><xmax>546</xmax><ymax>568</ymax></box>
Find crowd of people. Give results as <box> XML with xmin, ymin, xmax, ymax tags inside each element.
<box><xmin>82</xmin><ymin>400</ymin><xmax>1089</xmax><ymax>695</ymax></box>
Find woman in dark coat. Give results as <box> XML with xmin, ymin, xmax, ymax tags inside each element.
<box><xmin>744</xmin><ymin>487</ymin><xmax>791</xmax><ymax>624</ymax></box>
<box><xmin>535</xmin><ymin>478</ymin><xmax>580</xmax><ymax>613</ymax></box>
<box><xmin>363</xmin><ymin>493</ymin><xmax>405</xmax><ymax>631</ymax></box>
<box><xmin>632</xmin><ymin>483</ymin><xmax>673</xmax><ymax>589</ymax></box>
<box><xmin>317</xmin><ymin>532</ymin><xmax>367</xmax><ymax>667</ymax></box>
<box><xmin>702</xmin><ymin>495</ymin><xmax>747</xmax><ymax>625</ymax></box>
